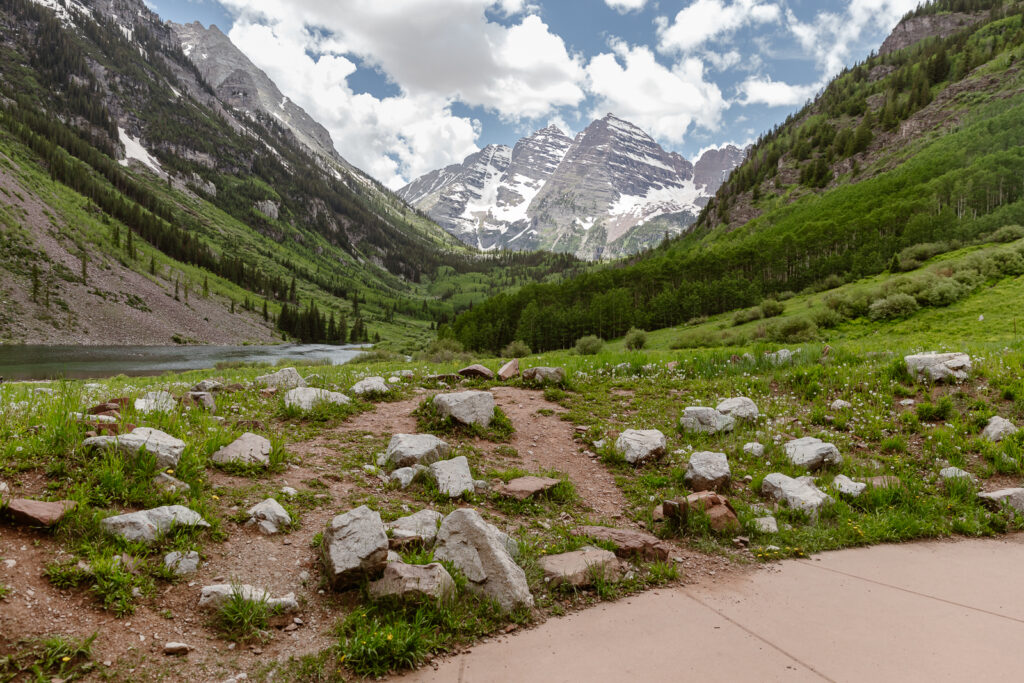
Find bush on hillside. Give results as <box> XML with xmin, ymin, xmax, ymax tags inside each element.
<box><xmin>414</xmin><ymin>338</ymin><xmax>471</xmax><ymax>364</ymax></box>
<box><xmin>623</xmin><ymin>327</ymin><xmax>648</xmax><ymax>350</ymax></box>
<box><xmin>732</xmin><ymin>307</ymin><xmax>764</xmax><ymax>326</ymax></box>
<box><xmin>767</xmin><ymin>316</ymin><xmax>818</xmax><ymax>343</ymax></box>
<box><xmin>919</xmin><ymin>278</ymin><xmax>969</xmax><ymax>307</ymax></box>
<box><xmin>760</xmin><ymin>299</ymin><xmax>785</xmax><ymax>318</ymax></box>
<box><xmin>501</xmin><ymin>340</ymin><xmax>531</xmax><ymax>358</ymax></box>
<box><xmin>869</xmin><ymin>293</ymin><xmax>920</xmax><ymax>320</ymax></box>
<box><xmin>991</xmin><ymin>224</ymin><xmax>1024</xmax><ymax>243</ymax></box>
<box><xmin>811</xmin><ymin>307</ymin><xmax>845</xmax><ymax>329</ymax></box>
<box><xmin>574</xmin><ymin>335</ymin><xmax>603</xmax><ymax>355</ymax></box>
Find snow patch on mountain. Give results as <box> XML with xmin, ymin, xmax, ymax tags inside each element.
<box><xmin>118</xmin><ymin>127</ymin><xmax>164</xmax><ymax>176</ymax></box>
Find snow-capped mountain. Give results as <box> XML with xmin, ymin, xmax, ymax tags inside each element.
<box><xmin>398</xmin><ymin>114</ymin><xmax>746</xmax><ymax>259</ymax></box>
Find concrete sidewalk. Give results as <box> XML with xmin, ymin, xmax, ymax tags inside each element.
<box><xmin>401</xmin><ymin>534</ymin><xmax>1024</xmax><ymax>682</ymax></box>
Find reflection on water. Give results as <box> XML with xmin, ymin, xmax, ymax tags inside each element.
<box><xmin>0</xmin><ymin>344</ymin><xmax>368</xmax><ymax>381</ymax></box>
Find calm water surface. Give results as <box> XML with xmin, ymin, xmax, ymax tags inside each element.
<box><xmin>0</xmin><ymin>344</ymin><xmax>368</xmax><ymax>381</ymax></box>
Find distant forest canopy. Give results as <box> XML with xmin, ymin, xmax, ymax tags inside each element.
<box><xmin>444</xmin><ymin>1</ymin><xmax>1024</xmax><ymax>352</ymax></box>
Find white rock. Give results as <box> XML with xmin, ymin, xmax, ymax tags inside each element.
<box><xmin>198</xmin><ymin>584</ymin><xmax>298</xmax><ymax>613</ymax></box>
<box><xmin>71</xmin><ymin>412</ymin><xmax>118</xmax><ymax>424</ymax></box>
<box><xmin>191</xmin><ymin>379</ymin><xmax>224</xmax><ymax>393</ymax></box>
<box><xmin>832</xmin><ymin>474</ymin><xmax>867</xmax><ymax>498</ymax></box>
<box><xmin>761</xmin><ymin>473</ymin><xmax>832</xmax><ymax>519</ymax></box>
<box><xmin>522</xmin><ymin>366</ymin><xmax>566</xmax><ymax>384</ymax></box>
<box><xmin>256</xmin><ymin>367</ymin><xmax>306</xmax><ymax>390</ymax></box>
<box><xmin>716</xmin><ymin>397</ymin><xmax>759</xmax><ymax>421</ymax></box>
<box><xmin>390</xmin><ymin>465</ymin><xmax>427</xmax><ymax>488</ymax></box>
<box><xmin>904</xmin><ymin>352</ymin><xmax>972</xmax><ymax>382</ymax></box>
<box><xmin>284</xmin><ymin>387</ymin><xmax>350</xmax><ymax>411</ymax></box>
<box><xmin>102</xmin><ymin>505</ymin><xmax>210</xmax><ymax>544</ymax></box>
<box><xmin>981</xmin><ymin>416</ymin><xmax>1017</xmax><ymax>443</ymax></box>
<box><xmin>429</xmin><ymin>456</ymin><xmax>474</xmax><ymax>498</ymax></box>
<box><xmin>83</xmin><ymin>427</ymin><xmax>185</xmax><ymax>469</ymax></box>
<box><xmin>322</xmin><ymin>506</ymin><xmax>388</xmax><ymax>589</ymax></box>
<box><xmin>163</xmin><ymin>642</ymin><xmax>190</xmax><ymax>656</ymax></box>
<box><xmin>753</xmin><ymin>517</ymin><xmax>778</xmax><ymax>534</ymax></box>
<box><xmin>433</xmin><ymin>391</ymin><xmax>495</xmax><ymax>427</ymax></box>
<box><xmin>433</xmin><ymin>508</ymin><xmax>533</xmax><ymax>611</ymax></box>
<box><xmin>900</xmin><ymin>399</ymin><xmax>916</xmax><ymax>406</ymax></box>
<box><xmin>134</xmin><ymin>391</ymin><xmax>176</xmax><ymax>414</ymax></box>
<box><xmin>184</xmin><ymin>392</ymin><xmax>216</xmax><ymax>413</ymax></box>
<box><xmin>977</xmin><ymin>488</ymin><xmax>1024</xmax><ymax>514</ymax></box>
<box><xmin>538</xmin><ymin>546</ymin><xmax>624</xmax><ymax>588</ymax></box>
<box><xmin>784</xmin><ymin>437</ymin><xmax>842</xmax><ymax>471</ymax></box>
<box><xmin>164</xmin><ymin>551</ymin><xmax>199</xmax><ymax>576</ymax></box>
<box><xmin>369</xmin><ymin>562</ymin><xmax>455</xmax><ymax>600</ymax></box>
<box><xmin>615</xmin><ymin>429</ymin><xmax>666</xmax><ymax>465</ymax></box>
<box><xmin>352</xmin><ymin>377</ymin><xmax>389</xmax><ymax>396</ymax></box>
<box><xmin>684</xmin><ymin>451</ymin><xmax>731</xmax><ymax>492</ymax></box>
<box><xmin>280</xmin><ymin>486</ymin><xmax>298</xmax><ymax>497</ymax></box>
<box><xmin>743</xmin><ymin>442</ymin><xmax>766</xmax><ymax>458</ymax></box>
<box><xmin>246</xmin><ymin>498</ymin><xmax>291</xmax><ymax>535</ymax></box>
<box><xmin>830</xmin><ymin>399</ymin><xmax>853</xmax><ymax>411</ymax></box>
<box><xmin>386</xmin><ymin>509</ymin><xmax>443</xmax><ymax>543</ymax></box>
<box><xmin>211</xmin><ymin>432</ymin><xmax>271</xmax><ymax>467</ymax></box>
<box><xmin>384</xmin><ymin>434</ymin><xmax>450</xmax><ymax>469</ymax></box>
<box><xmin>680</xmin><ymin>407</ymin><xmax>735</xmax><ymax>434</ymax></box>
<box><xmin>939</xmin><ymin>466</ymin><xmax>975</xmax><ymax>482</ymax></box>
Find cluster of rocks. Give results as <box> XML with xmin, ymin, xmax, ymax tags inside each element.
<box><xmin>321</xmin><ymin>505</ymin><xmax>532</xmax><ymax>610</ymax></box>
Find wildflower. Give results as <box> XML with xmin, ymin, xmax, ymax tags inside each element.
<box><xmin>212</xmin><ymin>495</ymin><xmax>220</xmax><ymax>500</ymax></box>
<box><xmin>62</xmin><ymin>656</ymin><xmax>71</xmax><ymax>662</ymax></box>
<box><xmin>387</xmin><ymin>633</ymin><xmax>393</xmax><ymax>641</ymax></box>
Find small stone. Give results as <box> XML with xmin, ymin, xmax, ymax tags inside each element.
<box><xmin>575</xmin><ymin>526</ymin><xmax>671</xmax><ymax>561</ymax></box>
<box><xmin>830</xmin><ymin>399</ymin><xmax>853</xmax><ymax>411</ymax></box>
<box><xmin>761</xmin><ymin>473</ymin><xmax>832</xmax><ymax>519</ymax></box>
<box><xmin>904</xmin><ymin>353</ymin><xmax>972</xmax><ymax>383</ymax></box>
<box><xmin>387</xmin><ymin>509</ymin><xmax>444</xmax><ymax>544</ymax></box>
<box><xmin>7</xmin><ymin>499</ymin><xmax>76</xmax><ymax>526</ymax></box>
<box><xmin>246</xmin><ymin>499</ymin><xmax>291</xmax><ymax>535</ymax></box>
<box><xmin>390</xmin><ymin>465</ymin><xmax>427</xmax><ymax>488</ymax></box>
<box><xmin>322</xmin><ymin>506</ymin><xmax>388</xmax><ymax>589</ymax></box>
<box><xmin>164</xmin><ymin>642</ymin><xmax>190</xmax><ymax>656</ymax></box>
<box><xmin>458</xmin><ymin>364</ymin><xmax>495</xmax><ymax>380</ymax></box>
<box><xmin>614</xmin><ymin>429</ymin><xmax>666</xmax><ymax>465</ymax></box>
<box><xmin>198</xmin><ymin>585</ymin><xmax>298</xmax><ymax>613</ymax></box>
<box><xmin>256</xmin><ymin>367</ymin><xmax>306</xmax><ymax>390</ymax></box>
<box><xmin>164</xmin><ymin>551</ymin><xmax>200</xmax><ymax>576</ymax></box>
<box><xmin>497</xmin><ymin>359</ymin><xmax>519</xmax><ymax>381</ymax></box>
<box><xmin>384</xmin><ymin>434</ymin><xmax>450</xmax><ymax>469</ymax></box>
<box><xmin>832</xmin><ymin>474</ymin><xmax>867</xmax><ymax>498</ymax></box>
<box><xmin>284</xmin><ymin>387</ymin><xmax>350</xmax><ymax>411</ymax></box>
<box><xmin>783</xmin><ymin>437</ymin><xmax>842</xmax><ymax>471</ymax></box>
<box><xmin>539</xmin><ymin>546</ymin><xmax>624</xmax><ymax>588</ymax></box>
<box><xmin>352</xmin><ymin>377</ymin><xmax>389</xmax><ymax>396</ymax></box>
<box><xmin>680</xmin><ymin>407</ymin><xmax>735</xmax><ymax>434</ymax></box>
<box><xmin>981</xmin><ymin>416</ymin><xmax>1017</xmax><ymax>443</ymax></box>
<box><xmin>369</xmin><ymin>562</ymin><xmax>455</xmax><ymax>601</ymax></box>
<box><xmin>684</xmin><ymin>451</ymin><xmax>731</xmax><ymax>492</ymax></box>
<box><xmin>433</xmin><ymin>391</ymin><xmax>495</xmax><ymax>427</ymax></box>
<box><xmin>743</xmin><ymin>442</ymin><xmax>766</xmax><ymax>458</ymax></box>
<box><xmin>521</xmin><ymin>367</ymin><xmax>565</xmax><ymax>384</ymax></box>
<box><xmin>939</xmin><ymin>466</ymin><xmax>975</xmax><ymax>482</ymax></box>
<box><xmin>494</xmin><ymin>476</ymin><xmax>562</xmax><ymax>501</ymax></box>
<box><xmin>211</xmin><ymin>433</ymin><xmax>271</xmax><ymax>467</ymax></box>
<box><xmin>753</xmin><ymin>516</ymin><xmax>778</xmax><ymax>534</ymax></box>
<box><xmin>102</xmin><ymin>506</ymin><xmax>210</xmax><ymax>544</ymax></box>
<box><xmin>83</xmin><ymin>427</ymin><xmax>185</xmax><ymax>469</ymax></box>
<box><xmin>428</xmin><ymin>456</ymin><xmax>474</xmax><ymax>498</ymax></box>
<box><xmin>716</xmin><ymin>397</ymin><xmax>759</xmax><ymax>421</ymax></box>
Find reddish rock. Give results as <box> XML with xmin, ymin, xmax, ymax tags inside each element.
<box><xmin>576</xmin><ymin>525</ymin><xmax>671</xmax><ymax>561</ymax></box>
<box><xmin>107</xmin><ymin>397</ymin><xmax>131</xmax><ymax>409</ymax></box>
<box><xmin>224</xmin><ymin>383</ymin><xmax>245</xmax><ymax>392</ymax></box>
<box><xmin>494</xmin><ymin>476</ymin><xmax>561</xmax><ymax>501</ymax></box>
<box><xmin>666</xmin><ymin>361</ymin><xmax>679</xmax><ymax>371</ymax></box>
<box><xmin>498</xmin><ymin>359</ymin><xmax>520</xmax><ymax>381</ymax></box>
<box><xmin>259</xmin><ymin>387</ymin><xmax>278</xmax><ymax>398</ymax></box>
<box><xmin>88</xmin><ymin>402</ymin><xmax>121</xmax><ymax>415</ymax></box>
<box><xmin>7</xmin><ymin>499</ymin><xmax>77</xmax><ymax>526</ymax></box>
<box><xmin>458</xmin><ymin>364</ymin><xmax>495</xmax><ymax>380</ymax></box>
<box><xmin>388</xmin><ymin>535</ymin><xmax>425</xmax><ymax>550</ymax></box>
<box><xmin>652</xmin><ymin>504</ymin><xmax>665</xmax><ymax>522</ymax></box>
<box><xmin>664</xmin><ymin>491</ymin><xmax>741</xmax><ymax>534</ymax></box>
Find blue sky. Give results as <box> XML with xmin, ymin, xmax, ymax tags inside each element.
<box><xmin>152</xmin><ymin>1</ymin><xmax>921</xmax><ymax>188</ymax></box>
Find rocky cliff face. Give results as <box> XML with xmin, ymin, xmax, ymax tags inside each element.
<box><xmin>170</xmin><ymin>21</ymin><xmax>351</xmax><ymax>169</ymax></box>
<box><xmin>399</xmin><ymin>115</ymin><xmax>744</xmax><ymax>259</ymax></box>
<box><xmin>879</xmin><ymin>12</ymin><xmax>983</xmax><ymax>55</ymax></box>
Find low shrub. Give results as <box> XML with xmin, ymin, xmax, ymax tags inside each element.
<box><xmin>868</xmin><ymin>293</ymin><xmax>919</xmax><ymax>320</ymax></box>
<box><xmin>759</xmin><ymin>299</ymin><xmax>785</xmax><ymax>318</ymax></box>
<box><xmin>767</xmin><ymin>316</ymin><xmax>817</xmax><ymax>343</ymax></box>
<box><xmin>574</xmin><ymin>335</ymin><xmax>603</xmax><ymax>355</ymax></box>
<box><xmin>623</xmin><ymin>327</ymin><xmax>647</xmax><ymax>350</ymax></box>
<box><xmin>501</xmin><ymin>340</ymin><xmax>531</xmax><ymax>358</ymax></box>
<box><xmin>732</xmin><ymin>307</ymin><xmax>763</xmax><ymax>326</ymax></box>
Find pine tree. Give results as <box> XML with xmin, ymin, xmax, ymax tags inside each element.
<box><xmin>203</xmin><ymin>275</ymin><xmax>209</xmax><ymax>298</ymax></box>
<box><xmin>30</xmin><ymin>264</ymin><xmax>40</xmax><ymax>303</ymax></box>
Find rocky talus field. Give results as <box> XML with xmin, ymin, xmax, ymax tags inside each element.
<box><xmin>1</xmin><ymin>339</ymin><xmax>1023</xmax><ymax>681</ymax></box>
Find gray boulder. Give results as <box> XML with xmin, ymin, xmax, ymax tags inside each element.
<box><xmin>904</xmin><ymin>352</ymin><xmax>972</xmax><ymax>382</ymax></box>
<box><xmin>615</xmin><ymin>429</ymin><xmax>666</xmax><ymax>465</ymax></box>
<box><xmin>743</xmin><ymin>442</ymin><xmax>766</xmax><ymax>458</ymax></box>
<box><xmin>246</xmin><ymin>498</ymin><xmax>291</xmax><ymax>534</ymax></box>
<box><xmin>459</xmin><ymin>364</ymin><xmax>495</xmax><ymax>380</ymax></box>
<box><xmin>680</xmin><ymin>407</ymin><xmax>735</xmax><ymax>434</ymax></box>
<box><xmin>716</xmin><ymin>397</ymin><xmax>759</xmax><ymax>421</ymax></box>
<box><xmin>981</xmin><ymin>416</ymin><xmax>1017</xmax><ymax>443</ymax></box>
<box><xmin>939</xmin><ymin>466</ymin><xmax>975</xmax><ymax>482</ymax></box>
<box><xmin>977</xmin><ymin>488</ymin><xmax>1024</xmax><ymax>514</ymax></box>
<box><xmin>766</xmin><ymin>349</ymin><xmax>794</xmax><ymax>365</ymax></box>
<box><xmin>102</xmin><ymin>505</ymin><xmax>210</xmax><ymax>544</ymax></box>
<box><xmin>183</xmin><ymin>392</ymin><xmax>216</xmax><ymax>413</ymax></box>
<box><xmin>684</xmin><ymin>451</ymin><xmax>731</xmax><ymax>492</ymax></box>
<box><xmin>322</xmin><ymin>506</ymin><xmax>388</xmax><ymax>589</ymax></box>
<box><xmin>369</xmin><ymin>562</ymin><xmax>455</xmax><ymax>601</ymax></box>
<box><xmin>352</xmin><ymin>377</ymin><xmax>389</xmax><ymax>396</ymax></box>
<box><xmin>256</xmin><ymin>367</ymin><xmax>306</xmax><ymax>390</ymax></box>
<box><xmin>433</xmin><ymin>391</ymin><xmax>495</xmax><ymax>427</ymax></box>
<box><xmin>538</xmin><ymin>546</ymin><xmax>624</xmax><ymax>588</ymax></box>
<box><xmin>164</xmin><ymin>550</ymin><xmax>200</xmax><ymax>576</ymax></box>
<box><xmin>384</xmin><ymin>434</ymin><xmax>450</xmax><ymax>469</ymax></box>
<box><xmin>211</xmin><ymin>432</ymin><xmax>271</xmax><ymax>467</ymax></box>
<box><xmin>134</xmin><ymin>390</ymin><xmax>176</xmax><ymax>414</ymax></box>
<box><xmin>753</xmin><ymin>516</ymin><xmax>778</xmax><ymax>534</ymax></box>
<box><xmin>522</xmin><ymin>366</ymin><xmax>565</xmax><ymax>384</ymax></box>
<box><xmin>830</xmin><ymin>399</ymin><xmax>853</xmax><ymax>411</ymax></box>
<box><xmin>284</xmin><ymin>387</ymin><xmax>351</xmax><ymax>411</ymax></box>
<box><xmin>761</xmin><ymin>473</ymin><xmax>832</xmax><ymax>519</ymax></box>
<box><xmin>191</xmin><ymin>379</ymin><xmax>224</xmax><ymax>393</ymax></box>
<box><xmin>784</xmin><ymin>437</ymin><xmax>842</xmax><ymax>471</ymax></box>
<box><xmin>832</xmin><ymin>474</ymin><xmax>867</xmax><ymax>498</ymax></box>
<box><xmin>198</xmin><ymin>584</ymin><xmax>298</xmax><ymax>613</ymax></box>
<box><xmin>83</xmin><ymin>427</ymin><xmax>185</xmax><ymax>469</ymax></box>
<box><xmin>386</xmin><ymin>509</ymin><xmax>444</xmax><ymax>544</ymax></box>
<box><xmin>390</xmin><ymin>465</ymin><xmax>427</xmax><ymax>488</ymax></box>
<box><xmin>428</xmin><ymin>456</ymin><xmax>474</xmax><ymax>498</ymax></box>
<box><xmin>434</xmin><ymin>508</ymin><xmax>533</xmax><ymax>611</ymax></box>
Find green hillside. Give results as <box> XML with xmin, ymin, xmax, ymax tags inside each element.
<box><xmin>446</xmin><ymin>0</ymin><xmax>1024</xmax><ymax>353</ymax></box>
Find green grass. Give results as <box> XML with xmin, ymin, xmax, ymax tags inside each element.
<box><xmin>0</xmin><ymin>633</ymin><xmax>97</xmax><ymax>682</ymax></box>
<box><xmin>412</xmin><ymin>397</ymin><xmax>516</xmax><ymax>442</ymax></box>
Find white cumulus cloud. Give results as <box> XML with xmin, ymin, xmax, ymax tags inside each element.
<box><xmin>605</xmin><ymin>0</ymin><xmax>647</xmax><ymax>12</ymax></box>
<box><xmin>585</xmin><ymin>41</ymin><xmax>726</xmax><ymax>142</ymax></box>
<box><xmin>657</xmin><ymin>0</ymin><xmax>782</xmax><ymax>54</ymax></box>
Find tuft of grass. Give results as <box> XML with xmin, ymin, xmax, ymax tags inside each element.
<box><xmin>0</xmin><ymin>633</ymin><xmax>97</xmax><ymax>682</ymax></box>
<box><xmin>214</xmin><ymin>584</ymin><xmax>283</xmax><ymax>642</ymax></box>
<box><xmin>412</xmin><ymin>398</ymin><xmax>515</xmax><ymax>442</ymax></box>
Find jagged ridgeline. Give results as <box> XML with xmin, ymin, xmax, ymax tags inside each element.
<box><xmin>445</xmin><ymin>0</ymin><xmax>1024</xmax><ymax>353</ymax></box>
<box><xmin>0</xmin><ymin>0</ymin><xmax>583</xmax><ymax>346</ymax></box>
